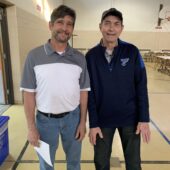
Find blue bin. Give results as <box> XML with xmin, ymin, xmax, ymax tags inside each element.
<box><xmin>0</xmin><ymin>116</ymin><xmax>9</xmax><ymax>165</ymax></box>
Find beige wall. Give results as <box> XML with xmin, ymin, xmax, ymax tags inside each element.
<box><xmin>7</xmin><ymin>6</ymin><xmax>52</xmax><ymax>103</ymax></box>
<box><xmin>3</xmin><ymin>0</ymin><xmax>63</xmax><ymax>21</ymax></box>
<box><xmin>17</xmin><ymin>7</ymin><xmax>50</xmax><ymax>68</ymax></box>
<box><xmin>121</xmin><ymin>32</ymin><xmax>170</xmax><ymax>51</ymax></box>
<box><xmin>73</xmin><ymin>30</ymin><xmax>170</xmax><ymax>51</ymax></box>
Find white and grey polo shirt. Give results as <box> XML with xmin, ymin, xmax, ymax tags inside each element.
<box><xmin>20</xmin><ymin>41</ymin><xmax>90</xmax><ymax>114</ymax></box>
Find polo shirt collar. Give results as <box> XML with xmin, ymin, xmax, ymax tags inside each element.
<box><xmin>44</xmin><ymin>39</ymin><xmax>74</xmax><ymax>56</ymax></box>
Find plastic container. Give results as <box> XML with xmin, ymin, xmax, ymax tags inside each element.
<box><xmin>0</xmin><ymin>116</ymin><xmax>9</xmax><ymax>165</ymax></box>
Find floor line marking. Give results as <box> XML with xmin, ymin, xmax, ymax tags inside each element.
<box><xmin>149</xmin><ymin>92</ymin><xmax>170</xmax><ymax>94</ymax></box>
<box><xmin>151</xmin><ymin>119</ymin><xmax>170</xmax><ymax>145</ymax></box>
<box><xmin>10</xmin><ymin>160</ymin><xmax>170</xmax><ymax>164</ymax></box>
<box><xmin>11</xmin><ymin>140</ymin><xmax>29</xmax><ymax>170</ymax></box>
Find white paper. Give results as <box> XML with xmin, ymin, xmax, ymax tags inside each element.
<box><xmin>34</xmin><ymin>140</ymin><xmax>53</xmax><ymax>167</ymax></box>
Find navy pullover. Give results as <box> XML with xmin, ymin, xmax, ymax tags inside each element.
<box><xmin>86</xmin><ymin>39</ymin><xmax>150</xmax><ymax>128</ymax></box>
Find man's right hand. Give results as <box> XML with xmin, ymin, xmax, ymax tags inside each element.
<box><xmin>28</xmin><ymin>127</ymin><xmax>40</xmax><ymax>147</ymax></box>
<box><xmin>89</xmin><ymin>127</ymin><xmax>103</xmax><ymax>145</ymax></box>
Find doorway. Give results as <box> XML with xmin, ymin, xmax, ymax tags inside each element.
<box><xmin>0</xmin><ymin>6</ymin><xmax>14</xmax><ymax>105</ymax></box>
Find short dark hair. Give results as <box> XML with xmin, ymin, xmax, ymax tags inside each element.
<box><xmin>101</xmin><ymin>8</ymin><xmax>123</xmax><ymax>23</ymax></box>
<box><xmin>50</xmin><ymin>5</ymin><xmax>76</xmax><ymax>26</ymax></box>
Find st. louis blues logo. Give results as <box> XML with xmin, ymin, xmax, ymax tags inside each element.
<box><xmin>120</xmin><ymin>58</ymin><xmax>129</xmax><ymax>66</ymax></box>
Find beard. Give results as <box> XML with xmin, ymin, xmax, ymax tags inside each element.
<box><xmin>52</xmin><ymin>30</ymin><xmax>71</xmax><ymax>43</ymax></box>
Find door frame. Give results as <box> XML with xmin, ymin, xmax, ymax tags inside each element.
<box><xmin>0</xmin><ymin>4</ymin><xmax>14</xmax><ymax>104</ymax></box>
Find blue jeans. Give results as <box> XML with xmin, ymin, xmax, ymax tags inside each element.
<box><xmin>94</xmin><ymin>126</ymin><xmax>141</xmax><ymax>170</ymax></box>
<box><xmin>36</xmin><ymin>107</ymin><xmax>81</xmax><ymax>170</ymax></box>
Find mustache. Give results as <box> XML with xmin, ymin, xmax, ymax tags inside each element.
<box><xmin>57</xmin><ymin>30</ymin><xmax>70</xmax><ymax>35</ymax></box>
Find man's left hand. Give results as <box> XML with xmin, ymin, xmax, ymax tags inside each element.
<box><xmin>136</xmin><ymin>122</ymin><xmax>151</xmax><ymax>143</ymax></box>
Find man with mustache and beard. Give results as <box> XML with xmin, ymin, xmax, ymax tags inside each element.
<box><xmin>20</xmin><ymin>5</ymin><xmax>90</xmax><ymax>170</ymax></box>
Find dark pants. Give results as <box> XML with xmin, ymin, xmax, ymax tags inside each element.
<box><xmin>94</xmin><ymin>126</ymin><xmax>141</xmax><ymax>170</ymax></box>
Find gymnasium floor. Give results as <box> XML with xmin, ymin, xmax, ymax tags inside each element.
<box><xmin>0</xmin><ymin>63</ymin><xmax>170</xmax><ymax>170</ymax></box>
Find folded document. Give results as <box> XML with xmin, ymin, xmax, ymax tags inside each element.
<box><xmin>34</xmin><ymin>140</ymin><xmax>53</xmax><ymax>167</ymax></box>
